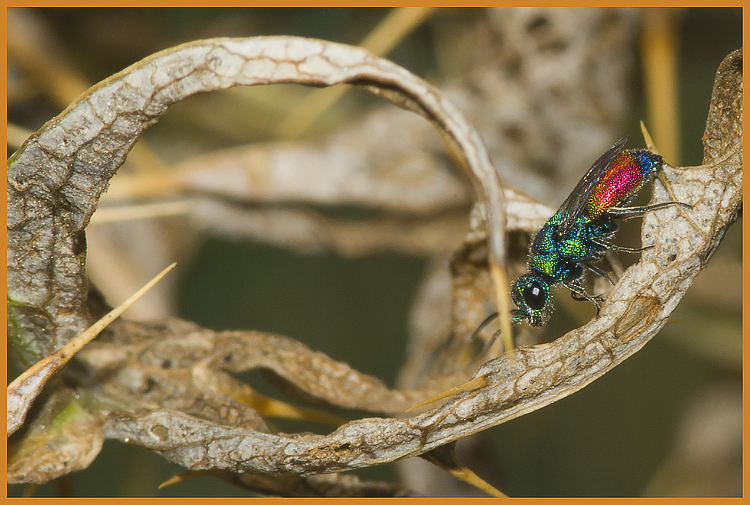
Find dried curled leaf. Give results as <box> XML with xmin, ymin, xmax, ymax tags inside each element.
<box><xmin>8</xmin><ymin>385</ymin><xmax>105</xmax><ymax>484</ymax></box>
<box><xmin>7</xmin><ymin>35</ymin><xmax>509</xmax><ymax>366</ymax></box>
<box><xmin>6</xmin><ymin>30</ymin><xmax>741</xmax><ymax>496</ymax></box>
<box><xmin>7</xmin><ymin>263</ymin><xmax>175</xmax><ymax>437</ymax></box>
<box><xmin>102</xmin><ymin>47</ymin><xmax>743</xmax><ymax>479</ymax></box>
<box><xmin>7</xmin><ymin>36</ymin><xmax>508</xmax><ymax>493</ymax></box>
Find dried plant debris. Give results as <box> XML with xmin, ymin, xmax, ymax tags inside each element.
<box><xmin>8</xmin><ymin>385</ymin><xmax>105</xmax><ymax>484</ymax></box>
<box><xmin>79</xmin><ymin>8</ymin><xmax>638</xmax><ymax>331</ymax></box>
<box><xmin>7</xmin><ymin>264</ymin><xmax>175</xmax><ymax>437</ymax></box>
<box><xmin>7</xmin><ymin>36</ymin><xmax>510</xmax><ymax>368</ymax></box>
<box><xmin>8</xmin><ymin>8</ymin><xmax>639</xmax><ymax>346</ymax></box>
<box><xmin>6</xmin><ymin>31</ymin><xmax>741</xmax><ymax>498</ymax></box>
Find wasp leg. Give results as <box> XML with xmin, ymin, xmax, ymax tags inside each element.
<box><xmin>589</xmin><ymin>233</ymin><xmax>655</xmax><ymax>255</ymax></box>
<box><xmin>608</xmin><ymin>201</ymin><xmax>691</xmax><ymax>220</ymax></box>
<box><xmin>607</xmin><ymin>243</ymin><xmax>654</xmax><ymax>254</ymax></box>
<box><xmin>583</xmin><ymin>262</ymin><xmax>615</xmax><ymax>285</ymax></box>
<box><xmin>565</xmin><ymin>280</ymin><xmax>604</xmax><ymax>314</ymax></box>
<box><xmin>602</xmin><ymin>250</ymin><xmax>625</xmax><ymax>281</ymax></box>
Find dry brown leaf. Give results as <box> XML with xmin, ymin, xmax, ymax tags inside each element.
<box><xmin>7</xmin><ymin>263</ymin><xmax>175</xmax><ymax>437</ymax></box>
<box><xmin>6</xmin><ymin>28</ymin><xmax>741</xmax><ymax>497</ymax></box>
<box><xmin>7</xmin><ymin>35</ymin><xmax>509</xmax><ymax>366</ymax></box>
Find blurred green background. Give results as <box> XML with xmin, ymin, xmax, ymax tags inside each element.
<box><xmin>7</xmin><ymin>7</ymin><xmax>742</xmax><ymax>497</ymax></box>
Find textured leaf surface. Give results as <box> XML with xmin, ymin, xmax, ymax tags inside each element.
<box><xmin>6</xmin><ymin>31</ymin><xmax>741</xmax><ymax>495</ymax></box>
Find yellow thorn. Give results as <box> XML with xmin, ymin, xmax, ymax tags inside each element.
<box><xmin>406</xmin><ymin>375</ymin><xmax>488</xmax><ymax>412</ymax></box>
<box><xmin>21</xmin><ymin>484</ymin><xmax>39</xmax><ymax>498</ymax></box>
<box><xmin>159</xmin><ymin>470</ymin><xmax>212</xmax><ymax>489</ymax></box>
<box><xmin>640</xmin><ymin>8</ymin><xmax>681</xmax><ymax>165</ymax></box>
<box><xmin>422</xmin><ymin>442</ymin><xmax>507</xmax><ymax>497</ymax></box>
<box><xmin>448</xmin><ymin>466</ymin><xmax>507</xmax><ymax>498</ymax></box>
<box><xmin>90</xmin><ymin>201</ymin><xmax>192</xmax><ymax>225</ymax></box>
<box><xmin>8</xmin><ymin>263</ymin><xmax>176</xmax><ymax>394</ymax></box>
<box><xmin>639</xmin><ymin>121</ymin><xmax>658</xmax><ymax>154</ymax></box>
<box><xmin>221</xmin><ymin>380</ymin><xmax>345</xmax><ymax>426</ymax></box>
<box><xmin>490</xmin><ymin>262</ymin><xmax>515</xmax><ymax>356</ymax></box>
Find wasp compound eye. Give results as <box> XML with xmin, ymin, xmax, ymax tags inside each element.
<box><xmin>511</xmin><ymin>273</ymin><xmax>553</xmax><ymax>327</ymax></box>
<box><xmin>523</xmin><ymin>280</ymin><xmax>547</xmax><ymax>310</ymax></box>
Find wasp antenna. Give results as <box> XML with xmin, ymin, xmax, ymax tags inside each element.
<box><xmin>469</xmin><ymin>312</ymin><xmax>499</xmax><ymax>342</ymax></box>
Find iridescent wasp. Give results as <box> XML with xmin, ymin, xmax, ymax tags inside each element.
<box><xmin>506</xmin><ymin>135</ymin><xmax>685</xmax><ymax>327</ymax></box>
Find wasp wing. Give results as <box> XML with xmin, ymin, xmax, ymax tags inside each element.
<box><xmin>555</xmin><ymin>135</ymin><xmax>629</xmax><ymax>239</ymax></box>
